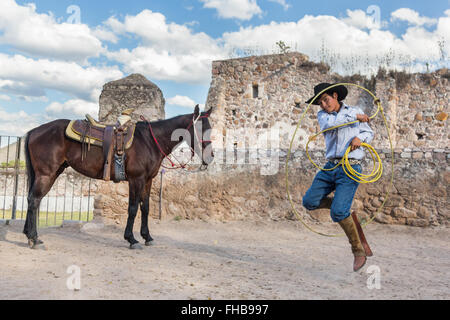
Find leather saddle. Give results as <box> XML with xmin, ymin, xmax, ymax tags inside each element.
<box><xmin>65</xmin><ymin>114</ymin><xmax>136</xmax><ymax>181</ymax></box>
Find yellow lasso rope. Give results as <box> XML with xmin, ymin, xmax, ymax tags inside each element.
<box><xmin>285</xmin><ymin>83</ymin><xmax>395</xmax><ymax>237</ymax></box>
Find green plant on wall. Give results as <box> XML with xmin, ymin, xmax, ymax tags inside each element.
<box><xmin>276</xmin><ymin>40</ymin><xmax>291</xmax><ymax>54</ymax></box>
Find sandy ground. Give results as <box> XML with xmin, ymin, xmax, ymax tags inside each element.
<box><xmin>0</xmin><ymin>218</ymin><xmax>449</xmax><ymax>300</ymax></box>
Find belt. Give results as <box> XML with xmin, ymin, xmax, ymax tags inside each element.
<box><xmin>329</xmin><ymin>158</ymin><xmax>361</xmax><ymax>165</ymax></box>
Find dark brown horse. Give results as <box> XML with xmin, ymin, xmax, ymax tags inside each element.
<box><xmin>23</xmin><ymin>105</ymin><xmax>214</xmax><ymax>249</ymax></box>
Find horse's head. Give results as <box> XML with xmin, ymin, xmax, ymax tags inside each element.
<box><xmin>189</xmin><ymin>104</ymin><xmax>214</xmax><ymax>170</ymax></box>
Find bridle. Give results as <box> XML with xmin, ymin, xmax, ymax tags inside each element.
<box><xmin>141</xmin><ymin>113</ymin><xmax>211</xmax><ymax>170</ymax></box>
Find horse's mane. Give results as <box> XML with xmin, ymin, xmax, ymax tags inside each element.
<box><xmin>135</xmin><ymin>113</ymin><xmax>191</xmax><ymax>128</ymax></box>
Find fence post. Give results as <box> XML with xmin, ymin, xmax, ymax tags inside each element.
<box><xmin>11</xmin><ymin>137</ymin><xmax>22</xmax><ymax>220</ymax></box>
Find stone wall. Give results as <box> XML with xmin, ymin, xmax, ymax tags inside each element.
<box><xmin>91</xmin><ymin>148</ymin><xmax>449</xmax><ymax>227</ymax></box>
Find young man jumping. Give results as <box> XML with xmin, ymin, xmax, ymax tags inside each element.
<box><xmin>302</xmin><ymin>83</ymin><xmax>374</xmax><ymax>272</ymax></box>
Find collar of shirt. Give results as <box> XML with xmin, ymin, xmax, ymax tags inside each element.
<box><xmin>332</xmin><ymin>102</ymin><xmax>348</xmax><ymax>115</ymax></box>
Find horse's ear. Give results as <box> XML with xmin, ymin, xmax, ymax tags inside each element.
<box><xmin>194</xmin><ymin>104</ymin><xmax>200</xmax><ymax>117</ymax></box>
<box><xmin>205</xmin><ymin>107</ymin><xmax>213</xmax><ymax>116</ymax></box>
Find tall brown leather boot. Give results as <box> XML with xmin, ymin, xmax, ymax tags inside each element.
<box><xmin>338</xmin><ymin>215</ymin><xmax>367</xmax><ymax>272</ymax></box>
<box><xmin>351</xmin><ymin>212</ymin><xmax>373</xmax><ymax>257</ymax></box>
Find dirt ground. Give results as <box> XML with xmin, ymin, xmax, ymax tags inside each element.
<box><xmin>0</xmin><ymin>218</ymin><xmax>449</xmax><ymax>300</ymax></box>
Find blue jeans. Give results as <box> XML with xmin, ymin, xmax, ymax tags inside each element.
<box><xmin>302</xmin><ymin>162</ymin><xmax>361</xmax><ymax>222</ymax></box>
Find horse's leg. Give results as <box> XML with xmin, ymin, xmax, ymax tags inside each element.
<box><xmin>140</xmin><ymin>178</ymin><xmax>153</xmax><ymax>245</ymax></box>
<box><xmin>23</xmin><ymin>174</ymin><xmax>58</xmax><ymax>248</ymax></box>
<box><xmin>124</xmin><ymin>178</ymin><xmax>145</xmax><ymax>249</ymax></box>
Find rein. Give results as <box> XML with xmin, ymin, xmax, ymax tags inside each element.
<box><xmin>140</xmin><ymin>114</ymin><xmax>211</xmax><ymax>170</ymax></box>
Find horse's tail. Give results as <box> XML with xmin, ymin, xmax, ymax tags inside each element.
<box><xmin>24</xmin><ymin>130</ymin><xmax>35</xmax><ymax>194</ymax></box>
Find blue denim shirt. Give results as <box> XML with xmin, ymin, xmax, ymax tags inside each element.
<box><xmin>317</xmin><ymin>102</ymin><xmax>374</xmax><ymax>160</ymax></box>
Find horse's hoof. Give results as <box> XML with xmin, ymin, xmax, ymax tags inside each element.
<box><xmin>145</xmin><ymin>240</ymin><xmax>154</xmax><ymax>246</ymax></box>
<box><xmin>28</xmin><ymin>239</ymin><xmax>45</xmax><ymax>250</ymax></box>
<box><xmin>130</xmin><ymin>243</ymin><xmax>143</xmax><ymax>250</ymax></box>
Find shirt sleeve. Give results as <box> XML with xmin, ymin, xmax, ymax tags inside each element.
<box><xmin>355</xmin><ymin>107</ymin><xmax>374</xmax><ymax>143</ymax></box>
<box><xmin>317</xmin><ymin>108</ymin><xmax>357</xmax><ymax>131</ymax></box>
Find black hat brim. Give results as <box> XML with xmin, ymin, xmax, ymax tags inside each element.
<box><xmin>305</xmin><ymin>84</ymin><xmax>348</xmax><ymax>105</ymax></box>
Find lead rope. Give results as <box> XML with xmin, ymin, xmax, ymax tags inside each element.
<box><xmin>141</xmin><ymin>114</ymin><xmax>210</xmax><ymax>171</ymax></box>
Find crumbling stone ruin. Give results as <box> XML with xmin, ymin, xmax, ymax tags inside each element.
<box><xmin>99</xmin><ymin>73</ymin><xmax>165</xmax><ymax>123</ymax></box>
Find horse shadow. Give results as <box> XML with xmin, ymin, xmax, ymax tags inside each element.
<box><xmin>155</xmin><ymin>234</ymin><xmax>265</xmax><ymax>264</ymax></box>
<box><xmin>0</xmin><ymin>221</ymin><xmax>31</xmax><ymax>248</ymax></box>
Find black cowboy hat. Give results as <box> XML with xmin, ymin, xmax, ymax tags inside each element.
<box><xmin>305</xmin><ymin>83</ymin><xmax>348</xmax><ymax>105</ymax></box>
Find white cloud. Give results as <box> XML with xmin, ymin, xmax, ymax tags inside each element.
<box><xmin>104</xmin><ymin>15</ymin><xmax>127</xmax><ymax>34</ymax></box>
<box><xmin>200</xmin><ymin>0</ymin><xmax>262</xmax><ymax>20</ymax></box>
<box><xmin>0</xmin><ymin>98</ymin><xmax>99</xmax><ymax>136</ymax></box>
<box><xmin>0</xmin><ymin>0</ymin><xmax>105</xmax><ymax>62</ymax></box>
<box><xmin>0</xmin><ymin>1</ymin><xmax>124</xmax><ymax>115</ymax></box>
<box><xmin>391</xmin><ymin>8</ymin><xmax>438</xmax><ymax>26</ymax></box>
<box><xmin>92</xmin><ymin>26</ymin><xmax>119</xmax><ymax>44</ymax></box>
<box><xmin>107</xmin><ymin>10</ymin><xmax>220</xmax><ymax>55</ymax></box>
<box><xmin>0</xmin><ymin>107</ymin><xmax>41</xmax><ymax>136</ymax></box>
<box><xmin>268</xmin><ymin>0</ymin><xmax>291</xmax><ymax>11</ymax></box>
<box><xmin>0</xmin><ymin>54</ymin><xmax>123</xmax><ymax>102</ymax></box>
<box><xmin>45</xmin><ymin>99</ymin><xmax>99</xmax><ymax>119</ymax></box>
<box><xmin>342</xmin><ymin>9</ymin><xmax>383</xmax><ymax>30</ymax></box>
<box><xmin>184</xmin><ymin>20</ymin><xmax>200</xmax><ymax>27</ymax></box>
<box><xmin>0</xmin><ymin>94</ymin><xmax>11</xmax><ymax>101</ymax></box>
<box><xmin>0</xmin><ymin>79</ymin><xmax>46</xmax><ymax>98</ymax></box>
<box><xmin>107</xmin><ymin>47</ymin><xmax>218</xmax><ymax>83</ymax></box>
<box><xmin>400</xmin><ymin>26</ymin><xmax>442</xmax><ymax>62</ymax></box>
<box><xmin>105</xmin><ymin>10</ymin><xmax>225</xmax><ymax>83</ymax></box>
<box><xmin>436</xmin><ymin>9</ymin><xmax>450</xmax><ymax>43</ymax></box>
<box><xmin>167</xmin><ymin>95</ymin><xmax>196</xmax><ymax>108</ymax></box>
<box><xmin>19</xmin><ymin>96</ymin><xmax>49</xmax><ymax>103</ymax></box>
<box><xmin>221</xmin><ymin>10</ymin><xmax>450</xmax><ymax>75</ymax></box>
<box><xmin>222</xmin><ymin>15</ymin><xmax>362</xmax><ymax>55</ymax></box>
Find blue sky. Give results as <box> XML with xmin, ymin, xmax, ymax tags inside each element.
<box><xmin>0</xmin><ymin>0</ymin><xmax>449</xmax><ymax>136</ymax></box>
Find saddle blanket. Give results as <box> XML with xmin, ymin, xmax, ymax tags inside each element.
<box><xmin>65</xmin><ymin>119</ymin><xmax>135</xmax><ymax>150</ymax></box>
